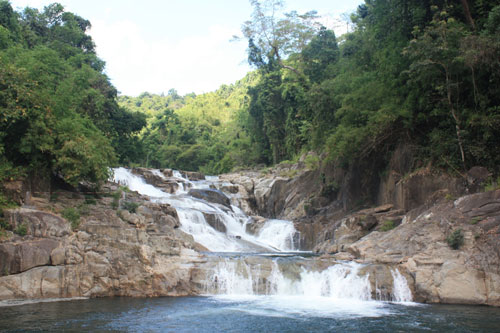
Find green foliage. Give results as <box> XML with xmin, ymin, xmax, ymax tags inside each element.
<box><xmin>445</xmin><ymin>193</ymin><xmax>456</xmax><ymax>201</ymax></box>
<box><xmin>0</xmin><ymin>2</ymin><xmax>143</xmax><ymax>187</ymax></box>
<box><xmin>0</xmin><ymin>216</ymin><xmax>11</xmax><ymax>232</ymax></box>
<box><xmin>379</xmin><ymin>220</ymin><xmax>396</xmax><ymax>232</ymax></box>
<box><xmin>62</xmin><ymin>207</ymin><xmax>80</xmax><ymax>230</ymax></box>
<box><xmin>122</xmin><ymin>201</ymin><xmax>139</xmax><ymax>213</ymax></box>
<box><xmin>320</xmin><ymin>180</ymin><xmax>339</xmax><ymax>198</ymax></box>
<box><xmin>304</xmin><ymin>154</ymin><xmax>319</xmax><ymax>170</ymax></box>
<box><xmin>84</xmin><ymin>194</ymin><xmax>97</xmax><ymax>205</ymax></box>
<box><xmin>469</xmin><ymin>217</ymin><xmax>481</xmax><ymax>225</ymax></box>
<box><xmin>483</xmin><ymin>176</ymin><xmax>500</xmax><ymax>192</ymax></box>
<box><xmin>447</xmin><ymin>229</ymin><xmax>465</xmax><ymax>250</ymax></box>
<box><xmin>14</xmin><ymin>223</ymin><xmax>27</xmax><ymax>236</ymax></box>
<box><xmin>111</xmin><ymin>189</ymin><xmax>122</xmax><ymax>210</ymax></box>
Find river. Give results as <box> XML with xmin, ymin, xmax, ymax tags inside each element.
<box><xmin>1</xmin><ymin>168</ymin><xmax>500</xmax><ymax>332</ymax></box>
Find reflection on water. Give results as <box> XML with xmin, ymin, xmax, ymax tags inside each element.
<box><xmin>1</xmin><ymin>297</ymin><xmax>500</xmax><ymax>332</ymax></box>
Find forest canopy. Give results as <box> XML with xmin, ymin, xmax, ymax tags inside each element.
<box><xmin>1</xmin><ymin>0</ymin><xmax>500</xmax><ymax>188</ymax></box>
<box><xmin>126</xmin><ymin>0</ymin><xmax>500</xmax><ymax>177</ymax></box>
<box><xmin>0</xmin><ymin>1</ymin><xmax>145</xmax><ymax>187</ymax></box>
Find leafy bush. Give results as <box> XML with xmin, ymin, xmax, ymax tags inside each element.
<box><xmin>484</xmin><ymin>176</ymin><xmax>500</xmax><ymax>192</ymax></box>
<box><xmin>320</xmin><ymin>181</ymin><xmax>339</xmax><ymax>198</ymax></box>
<box><xmin>111</xmin><ymin>189</ymin><xmax>122</xmax><ymax>210</ymax></box>
<box><xmin>122</xmin><ymin>201</ymin><xmax>139</xmax><ymax>213</ymax></box>
<box><xmin>0</xmin><ymin>218</ymin><xmax>11</xmax><ymax>231</ymax></box>
<box><xmin>62</xmin><ymin>207</ymin><xmax>81</xmax><ymax>230</ymax></box>
<box><xmin>304</xmin><ymin>154</ymin><xmax>320</xmax><ymax>170</ymax></box>
<box><xmin>447</xmin><ymin>229</ymin><xmax>464</xmax><ymax>250</ymax></box>
<box><xmin>84</xmin><ymin>195</ymin><xmax>97</xmax><ymax>205</ymax></box>
<box><xmin>379</xmin><ymin>220</ymin><xmax>396</xmax><ymax>232</ymax></box>
<box><xmin>15</xmin><ymin>224</ymin><xmax>27</xmax><ymax>236</ymax></box>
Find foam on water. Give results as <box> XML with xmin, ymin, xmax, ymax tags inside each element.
<box><xmin>206</xmin><ymin>260</ymin><xmax>392</xmax><ymax>318</ymax></box>
<box><xmin>112</xmin><ymin>168</ymin><xmax>298</xmax><ymax>252</ymax></box>
<box><xmin>256</xmin><ymin>219</ymin><xmax>297</xmax><ymax>251</ymax></box>
<box><xmin>113</xmin><ymin>167</ymin><xmax>169</xmax><ymax>198</ymax></box>
<box><xmin>111</xmin><ymin>167</ymin><xmax>416</xmax><ymax>316</ymax></box>
<box><xmin>391</xmin><ymin>268</ymin><xmax>413</xmax><ymax>302</ymax></box>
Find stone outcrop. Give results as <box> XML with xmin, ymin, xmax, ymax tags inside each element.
<box><xmin>341</xmin><ymin>189</ymin><xmax>500</xmax><ymax>306</ymax></box>
<box><xmin>0</xmin><ymin>190</ymin><xmax>203</xmax><ymax>301</ymax></box>
<box><xmin>4</xmin><ymin>208</ymin><xmax>72</xmax><ymax>238</ymax></box>
<box><xmin>221</xmin><ymin>160</ymin><xmax>500</xmax><ymax>306</ymax></box>
<box><xmin>1</xmin><ymin>164</ymin><xmax>499</xmax><ymax>308</ymax></box>
<box><xmin>188</xmin><ymin>189</ymin><xmax>231</xmax><ymax>209</ymax></box>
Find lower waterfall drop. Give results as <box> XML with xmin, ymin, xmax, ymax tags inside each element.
<box><xmin>391</xmin><ymin>268</ymin><xmax>413</xmax><ymax>302</ymax></box>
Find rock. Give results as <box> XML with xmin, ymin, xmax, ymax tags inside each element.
<box><xmin>221</xmin><ymin>185</ymin><xmax>239</xmax><ymax>194</ymax></box>
<box><xmin>188</xmin><ymin>189</ymin><xmax>231</xmax><ymax>208</ymax></box>
<box><xmin>1</xmin><ymin>180</ymin><xmax>26</xmax><ymax>205</ymax></box>
<box><xmin>202</xmin><ymin>213</ymin><xmax>227</xmax><ymax>233</ymax></box>
<box><xmin>466</xmin><ymin>166</ymin><xmax>491</xmax><ymax>192</ymax></box>
<box><xmin>162</xmin><ymin>169</ymin><xmax>173</xmax><ymax>177</ymax></box>
<box><xmin>0</xmin><ymin>239</ymin><xmax>59</xmax><ymax>275</ymax></box>
<box><xmin>245</xmin><ymin>216</ymin><xmax>267</xmax><ymax>235</ymax></box>
<box><xmin>183</xmin><ymin>171</ymin><xmax>205</xmax><ymax>181</ymax></box>
<box><xmin>4</xmin><ymin>208</ymin><xmax>71</xmax><ymax>238</ymax></box>
<box><xmin>345</xmin><ymin>189</ymin><xmax>500</xmax><ymax>306</ymax></box>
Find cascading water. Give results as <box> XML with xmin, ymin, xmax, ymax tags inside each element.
<box><xmin>391</xmin><ymin>268</ymin><xmax>413</xmax><ymax>302</ymax></box>
<box><xmin>112</xmin><ymin>167</ymin><xmax>415</xmax><ymax>316</ymax></box>
<box><xmin>112</xmin><ymin>167</ymin><xmax>298</xmax><ymax>252</ymax></box>
<box><xmin>206</xmin><ymin>259</ymin><xmax>372</xmax><ymax>300</ymax></box>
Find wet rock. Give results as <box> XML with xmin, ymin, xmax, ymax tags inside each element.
<box><xmin>188</xmin><ymin>189</ymin><xmax>231</xmax><ymax>208</ymax></box>
<box><xmin>183</xmin><ymin>171</ymin><xmax>205</xmax><ymax>181</ymax></box>
<box><xmin>245</xmin><ymin>216</ymin><xmax>267</xmax><ymax>235</ymax></box>
<box><xmin>202</xmin><ymin>213</ymin><xmax>227</xmax><ymax>233</ymax></box>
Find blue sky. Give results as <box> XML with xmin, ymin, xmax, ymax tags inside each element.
<box><xmin>9</xmin><ymin>0</ymin><xmax>363</xmax><ymax>96</ymax></box>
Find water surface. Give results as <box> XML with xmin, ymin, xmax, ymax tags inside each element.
<box><xmin>1</xmin><ymin>297</ymin><xmax>499</xmax><ymax>332</ymax></box>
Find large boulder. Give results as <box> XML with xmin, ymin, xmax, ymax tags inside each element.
<box><xmin>202</xmin><ymin>213</ymin><xmax>227</xmax><ymax>233</ymax></box>
<box><xmin>188</xmin><ymin>189</ymin><xmax>231</xmax><ymax>208</ymax></box>
<box><xmin>0</xmin><ymin>239</ymin><xmax>60</xmax><ymax>275</ymax></box>
<box><xmin>346</xmin><ymin>189</ymin><xmax>500</xmax><ymax>306</ymax></box>
<box><xmin>4</xmin><ymin>208</ymin><xmax>71</xmax><ymax>238</ymax></box>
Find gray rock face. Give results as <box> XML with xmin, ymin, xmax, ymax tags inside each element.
<box><xmin>0</xmin><ymin>239</ymin><xmax>59</xmax><ymax>275</ymax></box>
<box><xmin>345</xmin><ymin>189</ymin><xmax>500</xmax><ymax>306</ymax></box>
<box><xmin>4</xmin><ymin>208</ymin><xmax>71</xmax><ymax>238</ymax></box>
<box><xmin>0</xmin><ymin>190</ymin><xmax>203</xmax><ymax>301</ymax></box>
<box><xmin>188</xmin><ymin>189</ymin><xmax>231</xmax><ymax>208</ymax></box>
<box><xmin>202</xmin><ymin>213</ymin><xmax>227</xmax><ymax>233</ymax></box>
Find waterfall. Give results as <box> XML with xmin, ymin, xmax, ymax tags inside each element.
<box><xmin>205</xmin><ymin>259</ymin><xmax>372</xmax><ymax>301</ymax></box>
<box><xmin>112</xmin><ymin>168</ymin><xmax>298</xmax><ymax>253</ymax></box>
<box><xmin>110</xmin><ymin>166</ymin><xmax>421</xmax><ymax>317</ymax></box>
<box><xmin>113</xmin><ymin>167</ymin><xmax>168</xmax><ymax>198</ymax></box>
<box><xmin>256</xmin><ymin>220</ymin><xmax>297</xmax><ymax>251</ymax></box>
<box><xmin>391</xmin><ymin>268</ymin><xmax>413</xmax><ymax>302</ymax></box>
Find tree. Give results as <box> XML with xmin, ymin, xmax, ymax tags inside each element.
<box><xmin>240</xmin><ymin>0</ymin><xmax>320</xmax><ymax>74</ymax></box>
<box><xmin>405</xmin><ymin>7</ymin><xmax>469</xmax><ymax>170</ymax></box>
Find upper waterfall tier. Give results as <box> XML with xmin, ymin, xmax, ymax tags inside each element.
<box><xmin>112</xmin><ymin>167</ymin><xmax>298</xmax><ymax>253</ymax></box>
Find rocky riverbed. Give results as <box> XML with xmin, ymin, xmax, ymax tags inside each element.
<box><xmin>0</xmin><ymin>162</ymin><xmax>499</xmax><ymax>306</ymax></box>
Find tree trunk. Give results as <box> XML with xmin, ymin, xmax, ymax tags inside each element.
<box><xmin>444</xmin><ymin>66</ymin><xmax>466</xmax><ymax>170</ymax></box>
<box><xmin>460</xmin><ymin>0</ymin><xmax>475</xmax><ymax>30</ymax></box>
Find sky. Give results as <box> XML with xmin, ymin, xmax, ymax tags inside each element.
<box><xmin>9</xmin><ymin>0</ymin><xmax>363</xmax><ymax>96</ymax></box>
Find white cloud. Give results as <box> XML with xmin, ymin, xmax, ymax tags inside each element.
<box><xmin>90</xmin><ymin>20</ymin><xmax>250</xmax><ymax>96</ymax></box>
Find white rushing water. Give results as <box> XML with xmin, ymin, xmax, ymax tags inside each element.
<box><xmin>207</xmin><ymin>260</ymin><xmax>372</xmax><ymax>300</ymax></box>
<box><xmin>112</xmin><ymin>167</ymin><xmax>298</xmax><ymax>252</ymax></box>
<box><xmin>205</xmin><ymin>259</ymin><xmax>396</xmax><ymax>318</ymax></box>
<box><xmin>391</xmin><ymin>268</ymin><xmax>413</xmax><ymax>302</ymax></box>
<box><xmin>112</xmin><ymin>167</ymin><xmax>415</xmax><ymax>316</ymax></box>
<box><xmin>256</xmin><ymin>220</ymin><xmax>297</xmax><ymax>251</ymax></box>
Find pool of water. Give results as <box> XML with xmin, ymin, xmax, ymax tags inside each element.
<box><xmin>1</xmin><ymin>296</ymin><xmax>499</xmax><ymax>332</ymax></box>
